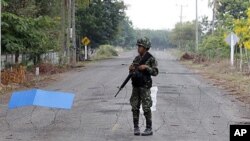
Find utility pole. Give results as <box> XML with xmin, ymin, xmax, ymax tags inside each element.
<box><xmin>176</xmin><ymin>3</ymin><xmax>187</xmax><ymax>49</ymax></box>
<box><xmin>180</xmin><ymin>5</ymin><xmax>183</xmax><ymax>24</ymax></box>
<box><xmin>195</xmin><ymin>0</ymin><xmax>199</xmax><ymax>51</ymax></box>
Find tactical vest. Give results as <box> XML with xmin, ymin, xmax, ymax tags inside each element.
<box><xmin>131</xmin><ymin>52</ymin><xmax>152</xmax><ymax>88</ymax></box>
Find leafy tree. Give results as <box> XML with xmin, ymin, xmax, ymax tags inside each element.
<box><xmin>35</xmin><ymin>0</ymin><xmax>61</xmax><ymax>17</ymax></box>
<box><xmin>1</xmin><ymin>12</ymin><xmax>59</xmax><ymax>64</ymax></box>
<box><xmin>215</xmin><ymin>0</ymin><xmax>250</xmax><ymax>30</ymax></box>
<box><xmin>200</xmin><ymin>16</ymin><xmax>213</xmax><ymax>36</ymax></box>
<box><xmin>234</xmin><ymin>8</ymin><xmax>250</xmax><ymax>49</ymax></box>
<box><xmin>1</xmin><ymin>0</ymin><xmax>64</xmax><ymax>65</ymax></box>
<box><xmin>2</xmin><ymin>0</ymin><xmax>38</xmax><ymax>17</ymax></box>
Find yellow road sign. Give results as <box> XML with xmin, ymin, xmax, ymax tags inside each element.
<box><xmin>82</xmin><ymin>37</ymin><xmax>91</xmax><ymax>46</ymax></box>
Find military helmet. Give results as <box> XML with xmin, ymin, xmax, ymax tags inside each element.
<box><xmin>136</xmin><ymin>37</ymin><xmax>151</xmax><ymax>49</ymax></box>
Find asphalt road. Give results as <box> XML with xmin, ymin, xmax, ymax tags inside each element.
<box><xmin>1</xmin><ymin>50</ymin><xmax>250</xmax><ymax>141</ymax></box>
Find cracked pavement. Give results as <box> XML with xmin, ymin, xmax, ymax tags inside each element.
<box><xmin>0</xmin><ymin>50</ymin><xmax>250</xmax><ymax>141</ymax></box>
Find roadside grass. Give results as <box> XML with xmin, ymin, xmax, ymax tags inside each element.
<box><xmin>173</xmin><ymin>50</ymin><xmax>250</xmax><ymax>104</ymax></box>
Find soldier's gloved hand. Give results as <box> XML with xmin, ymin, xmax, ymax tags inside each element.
<box><xmin>129</xmin><ymin>65</ymin><xmax>135</xmax><ymax>71</ymax></box>
<box><xmin>138</xmin><ymin>65</ymin><xmax>148</xmax><ymax>70</ymax></box>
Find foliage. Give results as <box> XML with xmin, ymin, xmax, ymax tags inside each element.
<box><xmin>199</xmin><ymin>31</ymin><xmax>229</xmax><ymax>59</ymax></box>
<box><xmin>169</xmin><ymin>21</ymin><xmax>201</xmax><ymax>51</ymax></box>
<box><xmin>112</xmin><ymin>18</ymin><xmax>136</xmax><ymax>47</ymax></box>
<box><xmin>2</xmin><ymin>0</ymin><xmax>38</xmax><ymax>17</ymax></box>
<box><xmin>234</xmin><ymin>8</ymin><xmax>250</xmax><ymax>49</ymax></box>
<box><xmin>35</xmin><ymin>0</ymin><xmax>61</xmax><ymax>17</ymax></box>
<box><xmin>217</xmin><ymin>0</ymin><xmax>249</xmax><ymax>19</ymax></box>
<box><xmin>200</xmin><ymin>16</ymin><xmax>213</xmax><ymax>36</ymax></box>
<box><xmin>1</xmin><ymin>12</ymin><xmax>59</xmax><ymax>64</ymax></box>
<box><xmin>216</xmin><ymin>0</ymin><xmax>250</xmax><ymax>30</ymax></box>
<box><xmin>1</xmin><ymin>0</ymin><xmax>61</xmax><ymax>65</ymax></box>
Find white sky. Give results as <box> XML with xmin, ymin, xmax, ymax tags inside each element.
<box><xmin>123</xmin><ymin>0</ymin><xmax>212</xmax><ymax>30</ymax></box>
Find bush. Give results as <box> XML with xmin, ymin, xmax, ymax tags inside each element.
<box><xmin>93</xmin><ymin>45</ymin><xmax>118</xmax><ymax>60</ymax></box>
<box><xmin>199</xmin><ymin>34</ymin><xmax>230</xmax><ymax>60</ymax></box>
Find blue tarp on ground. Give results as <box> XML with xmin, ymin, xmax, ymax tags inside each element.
<box><xmin>8</xmin><ymin>89</ymin><xmax>75</xmax><ymax>109</ymax></box>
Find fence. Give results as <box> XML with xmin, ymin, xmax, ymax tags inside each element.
<box><xmin>1</xmin><ymin>52</ymin><xmax>60</xmax><ymax>70</ymax></box>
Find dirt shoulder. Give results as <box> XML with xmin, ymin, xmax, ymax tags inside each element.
<box><xmin>173</xmin><ymin>50</ymin><xmax>250</xmax><ymax>104</ymax></box>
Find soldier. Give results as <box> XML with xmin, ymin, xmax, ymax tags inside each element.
<box><xmin>129</xmin><ymin>37</ymin><xmax>159</xmax><ymax>136</ymax></box>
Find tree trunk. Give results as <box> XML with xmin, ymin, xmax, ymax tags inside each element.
<box><xmin>240</xmin><ymin>47</ymin><xmax>243</xmax><ymax>72</ymax></box>
<box><xmin>245</xmin><ymin>47</ymin><xmax>250</xmax><ymax>72</ymax></box>
<box><xmin>67</xmin><ymin>0</ymin><xmax>71</xmax><ymax>64</ymax></box>
<box><xmin>72</xmin><ymin>0</ymin><xmax>76</xmax><ymax>65</ymax></box>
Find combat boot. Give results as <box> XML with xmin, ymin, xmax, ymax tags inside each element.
<box><xmin>142</xmin><ymin>114</ymin><xmax>153</xmax><ymax>136</ymax></box>
<box><xmin>133</xmin><ymin>118</ymin><xmax>140</xmax><ymax>135</ymax></box>
<box><xmin>134</xmin><ymin>127</ymin><xmax>140</xmax><ymax>136</ymax></box>
<box><xmin>141</xmin><ymin>128</ymin><xmax>153</xmax><ymax>136</ymax></box>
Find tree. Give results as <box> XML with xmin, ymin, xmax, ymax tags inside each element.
<box><xmin>234</xmin><ymin>8</ymin><xmax>250</xmax><ymax>50</ymax></box>
<box><xmin>208</xmin><ymin>0</ymin><xmax>221</xmax><ymax>33</ymax></box>
<box><xmin>234</xmin><ymin>8</ymin><xmax>250</xmax><ymax>71</ymax></box>
<box><xmin>76</xmin><ymin>0</ymin><xmax>126</xmax><ymax>47</ymax></box>
<box><xmin>112</xmin><ymin>18</ymin><xmax>136</xmax><ymax>47</ymax></box>
<box><xmin>1</xmin><ymin>0</ymin><xmax>60</xmax><ymax>64</ymax></box>
<box><xmin>170</xmin><ymin>21</ymin><xmax>201</xmax><ymax>51</ymax></box>
<box><xmin>215</xmin><ymin>0</ymin><xmax>250</xmax><ymax>30</ymax></box>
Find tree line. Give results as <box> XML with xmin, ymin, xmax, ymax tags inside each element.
<box><xmin>3</xmin><ymin>0</ymin><xmax>248</xmax><ymax>68</ymax></box>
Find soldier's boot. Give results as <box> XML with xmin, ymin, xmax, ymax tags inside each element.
<box><xmin>134</xmin><ymin>127</ymin><xmax>140</xmax><ymax>136</ymax></box>
<box><xmin>141</xmin><ymin>128</ymin><xmax>153</xmax><ymax>136</ymax></box>
<box><xmin>141</xmin><ymin>120</ymin><xmax>153</xmax><ymax>136</ymax></box>
<box><xmin>133</xmin><ymin>118</ymin><xmax>140</xmax><ymax>135</ymax></box>
<box><xmin>141</xmin><ymin>112</ymin><xmax>153</xmax><ymax>136</ymax></box>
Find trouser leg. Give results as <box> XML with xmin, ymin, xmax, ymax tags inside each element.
<box><xmin>141</xmin><ymin>88</ymin><xmax>153</xmax><ymax>129</ymax></box>
<box><xmin>130</xmin><ymin>87</ymin><xmax>141</xmax><ymax>128</ymax></box>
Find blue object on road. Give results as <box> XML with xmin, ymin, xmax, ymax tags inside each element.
<box><xmin>8</xmin><ymin>89</ymin><xmax>75</xmax><ymax>109</ymax></box>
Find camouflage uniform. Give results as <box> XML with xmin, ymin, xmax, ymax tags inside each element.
<box><xmin>130</xmin><ymin>53</ymin><xmax>158</xmax><ymax>130</ymax></box>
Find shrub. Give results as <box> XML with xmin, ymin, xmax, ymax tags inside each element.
<box><xmin>93</xmin><ymin>45</ymin><xmax>118</xmax><ymax>60</ymax></box>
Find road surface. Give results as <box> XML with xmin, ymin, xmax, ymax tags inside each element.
<box><xmin>1</xmin><ymin>50</ymin><xmax>250</xmax><ymax>141</ymax></box>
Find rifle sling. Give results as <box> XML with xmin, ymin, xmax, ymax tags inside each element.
<box><xmin>138</xmin><ymin>52</ymin><xmax>152</xmax><ymax>65</ymax></box>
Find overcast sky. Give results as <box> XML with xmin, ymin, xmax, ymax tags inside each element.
<box><xmin>123</xmin><ymin>0</ymin><xmax>212</xmax><ymax>30</ymax></box>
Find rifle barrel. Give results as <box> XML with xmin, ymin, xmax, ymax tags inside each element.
<box><xmin>114</xmin><ymin>73</ymin><xmax>132</xmax><ymax>97</ymax></box>
<box><xmin>114</xmin><ymin>89</ymin><xmax>121</xmax><ymax>97</ymax></box>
